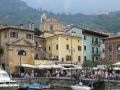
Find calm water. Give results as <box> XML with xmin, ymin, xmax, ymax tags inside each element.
<box><xmin>37</xmin><ymin>87</ymin><xmax>106</xmax><ymax>90</ymax></box>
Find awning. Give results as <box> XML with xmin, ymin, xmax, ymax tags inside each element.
<box><xmin>17</xmin><ymin>64</ymin><xmax>36</xmax><ymax>68</ymax></box>
<box><xmin>37</xmin><ymin>64</ymin><xmax>63</xmax><ymax>69</ymax></box>
<box><xmin>113</xmin><ymin>62</ymin><xmax>120</xmax><ymax>66</ymax></box>
<box><xmin>113</xmin><ymin>67</ymin><xmax>120</xmax><ymax>70</ymax></box>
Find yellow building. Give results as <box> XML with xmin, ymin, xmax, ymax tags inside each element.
<box><xmin>39</xmin><ymin>14</ymin><xmax>83</xmax><ymax>64</ymax></box>
<box><xmin>45</xmin><ymin>33</ymin><xmax>83</xmax><ymax>64</ymax></box>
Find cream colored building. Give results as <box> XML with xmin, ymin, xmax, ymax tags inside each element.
<box><xmin>0</xmin><ymin>25</ymin><xmax>35</xmax><ymax>73</ymax></box>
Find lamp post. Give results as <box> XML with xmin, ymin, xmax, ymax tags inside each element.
<box><xmin>18</xmin><ymin>50</ymin><xmax>26</xmax><ymax>75</ymax></box>
<box><xmin>71</xmin><ymin>31</ymin><xmax>76</xmax><ymax>81</ymax></box>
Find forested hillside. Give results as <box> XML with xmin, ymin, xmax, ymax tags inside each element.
<box><xmin>0</xmin><ymin>0</ymin><xmax>120</xmax><ymax>33</ymax></box>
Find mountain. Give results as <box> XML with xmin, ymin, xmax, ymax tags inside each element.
<box><xmin>0</xmin><ymin>0</ymin><xmax>41</xmax><ymax>26</ymax></box>
<box><xmin>0</xmin><ymin>0</ymin><xmax>120</xmax><ymax>33</ymax></box>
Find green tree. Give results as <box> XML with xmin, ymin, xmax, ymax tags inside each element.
<box><xmin>0</xmin><ymin>47</ymin><xmax>4</xmax><ymax>67</ymax></box>
<box><xmin>82</xmin><ymin>60</ymin><xmax>95</xmax><ymax>68</ymax></box>
<box><xmin>34</xmin><ymin>28</ymin><xmax>43</xmax><ymax>36</ymax></box>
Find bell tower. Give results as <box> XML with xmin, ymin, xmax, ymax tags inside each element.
<box><xmin>40</xmin><ymin>13</ymin><xmax>47</xmax><ymax>23</ymax></box>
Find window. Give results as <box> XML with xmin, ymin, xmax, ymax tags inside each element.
<box><xmin>117</xmin><ymin>54</ymin><xmax>120</xmax><ymax>61</ymax></box>
<box><xmin>96</xmin><ymin>47</ymin><xmax>99</xmax><ymax>54</ymax></box>
<box><xmin>35</xmin><ymin>42</ymin><xmax>38</xmax><ymax>48</ymax></box>
<box><xmin>56</xmin><ymin>56</ymin><xmax>58</xmax><ymax>60</ymax></box>
<box><xmin>84</xmin><ymin>56</ymin><xmax>87</xmax><ymax>61</ymax></box>
<box><xmin>78</xmin><ymin>46</ymin><xmax>81</xmax><ymax>51</ymax></box>
<box><xmin>44</xmin><ymin>47</ymin><xmax>46</xmax><ymax>52</ymax></box>
<box><xmin>4</xmin><ymin>32</ymin><xmax>7</xmax><ymax>38</ymax></box>
<box><xmin>109</xmin><ymin>54</ymin><xmax>112</xmax><ymax>60</ymax></box>
<box><xmin>78</xmin><ymin>56</ymin><xmax>81</xmax><ymax>62</ymax></box>
<box><xmin>95</xmin><ymin>38</ymin><xmax>99</xmax><ymax>44</ymax></box>
<box><xmin>117</xmin><ymin>43</ymin><xmax>120</xmax><ymax>52</ymax></box>
<box><xmin>26</xmin><ymin>34</ymin><xmax>33</xmax><ymax>39</ymax></box>
<box><xmin>66</xmin><ymin>55</ymin><xmax>71</xmax><ymax>61</ymax></box>
<box><xmin>49</xmin><ymin>46</ymin><xmax>51</xmax><ymax>51</ymax></box>
<box><xmin>35</xmin><ymin>54</ymin><xmax>39</xmax><ymax>59</ymax></box>
<box><xmin>84</xmin><ymin>35</ymin><xmax>86</xmax><ymax>40</ymax></box>
<box><xmin>92</xmin><ymin>37</ymin><xmax>94</xmax><ymax>44</ymax></box>
<box><xmin>62</xmin><ymin>58</ymin><xmax>64</xmax><ymax>62</ymax></box>
<box><xmin>84</xmin><ymin>46</ymin><xmax>86</xmax><ymax>51</ymax></box>
<box><xmin>49</xmin><ymin>25</ymin><xmax>53</xmax><ymax>31</ymax></box>
<box><xmin>66</xmin><ymin>44</ymin><xmax>69</xmax><ymax>50</ymax></box>
<box><xmin>92</xmin><ymin>56</ymin><xmax>94</xmax><ymax>62</ymax></box>
<box><xmin>108</xmin><ymin>44</ymin><xmax>112</xmax><ymax>53</ymax></box>
<box><xmin>10</xmin><ymin>32</ymin><xmax>18</xmax><ymax>38</ymax></box>
<box><xmin>56</xmin><ymin>44</ymin><xmax>58</xmax><ymax>50</ymax></box>
<box><xmin>92</xmin><ymin>47</ymin><xmax>94</xmax><ymax>53</ymax></box>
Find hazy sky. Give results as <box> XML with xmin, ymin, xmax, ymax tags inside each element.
<box><xmin>22</xmin><ymin>0</ymin><xmax>120</xmax><ymax>14</ymax></box>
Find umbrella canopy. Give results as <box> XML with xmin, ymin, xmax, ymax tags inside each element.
<box><xmin>113</xmin><ymin>67</ymin><xmax>120</xmax><ymax>70</ymax></box>
<box><xmin>37</xmin><ymin>64</ymin><xmax>63</xmax><ymax>69</ymax></box>
<box><xmin>17</xmin><ymin>64</ymin><xmax>36</xmax><ymax>68</ymax></box>
<box><xmin>113</xmin><ymin>62</ymin><xmax>120</xmax><ymax>66</ymax></box>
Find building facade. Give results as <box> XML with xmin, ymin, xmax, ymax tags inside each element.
<box><xmin>66</xmin><ymin>26</ymin><xmax>109</xmax><ymax>62</ymax></box>
<box><xmin>83</xmin><ymin>29</ymin><xmax>109</xmax><ymax>62</ymax></box>
<box><xmin>40</xmin><ymin>13</ymin><xmax>65</xmax><ymax>32</ymax></box>
<box><xmin>104</xmin><ymin>35</ymin><xmax>120</xmax><ymax>62</ymax></box>
<box><xmin>45</xmin><ymin>34</ymin><xmax>83</xmax><ymax>64</ymax></box>
<box><xmin>0</xmin><ymin>24</ymin><xmax>35</xmax><ymax>73</ymax></box>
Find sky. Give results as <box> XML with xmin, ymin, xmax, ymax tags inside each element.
<box><xmin>22</xmin><ymin>0</ymin><xmax>120</xmax><ymax>14</ymax></box>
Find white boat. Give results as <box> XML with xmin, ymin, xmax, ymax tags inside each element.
<box><xmin>0</xmin><ymin>70</ymin><xmax>19</xmax><ymax>90</ymax></box>
<box><xmin>71</xmin><ymin>82</ymin><xmax>91</xmax><ymax>90</ymax></box>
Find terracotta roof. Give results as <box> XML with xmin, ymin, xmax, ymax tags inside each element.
<box><xmin>82</xmin><ymin>29</ymin><xmax>109</xmax><ymax>37</ymax></box>
<box><xmin>104</xmin><ymin>35</ymin><xmax>120</xmax><ymax>40</ymax></box>
<box><xmin>0</xmin><ymin>26</ymin><xmax>35</xmax><ymax>32</ymax></box>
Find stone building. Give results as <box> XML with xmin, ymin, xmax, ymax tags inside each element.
<box><xmin>0</xmin><ymin>24</ymin><xmax>35</xmax><ymax>73</ymax></box>
<box><xmin>40</xmin><ymin>13</ymin><xmax>65</xmax><ymax>32</ymax></box>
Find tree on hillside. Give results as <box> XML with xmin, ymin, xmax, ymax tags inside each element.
<box><xmin>0</xmin><ymin>47</ymin><xmax>4</xmax><ymax>66</ymax></box>
<box><xmin>34</xmin><ymin>28</ymin><xmax>43</xmax><ymax>36</ymax></box>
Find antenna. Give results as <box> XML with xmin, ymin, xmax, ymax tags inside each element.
<box><xmin>65</xmin><ymin>0</ymin><xmax>72</xmax><ymax>15</ymax></box>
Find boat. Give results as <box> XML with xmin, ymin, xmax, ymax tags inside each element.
<box><xmin>22</xmin><ymin>83</ymin><xmax>50</xmax><ymax>90</ymax></box>
<box><xmin>70</xmin><ymin>82</ymin><xmax>91</xmax><ymax>90</ymax></box>
<box><xmin>0</xmin><ymin>70</ymin><xmax>19</xmax><ymax>90</ymax></box>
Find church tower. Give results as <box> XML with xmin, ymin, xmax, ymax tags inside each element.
<box><xmin>40</xmin><ymin>13</ymin><xmax>47</xmax><ymax>23</ymax></box>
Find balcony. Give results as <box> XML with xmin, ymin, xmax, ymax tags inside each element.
<box><xmin>92</xmin><ymin>51</ymin><xmax>100</xmax><ymax>56</ymax></box>
<box><xmin>91</xmin><ymin>42</ymin><xmax>100</xmax><ymax>47</ymax></box>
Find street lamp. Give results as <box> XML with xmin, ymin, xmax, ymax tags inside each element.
<box><xmin>71</xmin><ymin>31</ymin><xmax>76</xmax><ymax>80</ymax></box>
<box><xmin>18</xmin><ymin>50</ymin><xmax>26</xmax><ymax>75</ymax></box>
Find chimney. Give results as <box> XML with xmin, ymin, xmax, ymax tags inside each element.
<box><xmin>20</xmin><ymin>24</ymin><xmax>24</xmax><ymax>29</ymax></box>
<box><xmin>31</xmin><ymin>23</ymin><xmax>34</xmax><ymax>30</ymax></box>
<box><xmin>28</xmin><ymin>21</ymin><xmax>32</xmax><ymax>30</ymax></box>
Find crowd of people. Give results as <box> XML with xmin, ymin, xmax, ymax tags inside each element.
<box><xmin>11</xmin><ymin>69</ymin><xmax>120</xmax><ymax>81</ymax></box>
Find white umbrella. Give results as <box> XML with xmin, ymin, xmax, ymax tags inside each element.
<box><xmin>37</xmin><ymin>64</ymin><xmax>63</xmax><ymax>69</ymax></box>
<box><xmin>113</xmin><ymin>67</ymin><xmax>120</xmax><ymax>70</ymax></box>
<box><xmin>113</xmin><ymin>62</ymin><xmax>120</xmax><ymax>66</ymax></box>
<box><xmin>18</xmin><ymin>64</ymin><xmax>36</xmax><ymax>68</ymax></box>
<box><xmin>37</xmin><ymin>64</ymin><xmax>51</xmax><ymax>69</ymax></box>
<box><xmin>51</xmin><ymin>65</ymin><xmax>63</xmax><ymax>69</ymax></box>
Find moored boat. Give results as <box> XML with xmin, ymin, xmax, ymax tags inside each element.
<box><xmin>0</xmin><ymin>70</ymin><xmax>19</xmax><ymax>90</ymax></box>
<box><xmin>71</xmin><ymin>82</ymin><xmax>91</xmax><ymax>90</ymax></box>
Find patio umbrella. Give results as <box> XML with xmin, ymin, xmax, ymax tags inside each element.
<box><xmin>37</xmin><ymin>64</ymin><xmax>63</xmax><ymax>69</ymax></box>
<box><xmin>17</xmin><ymin>64</ymin><xmax>36</xmax><ymax>68</ymax></box>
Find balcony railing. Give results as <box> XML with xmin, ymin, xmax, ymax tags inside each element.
<box><xmin>91</xmin><ymin>42</ymin><xmax>100</xmax><ymax>46</ymax></box>
<box><xmin>92</xmin><ymin>51</ymin><xmax>100</xmax><ymax>56</ymax></box>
